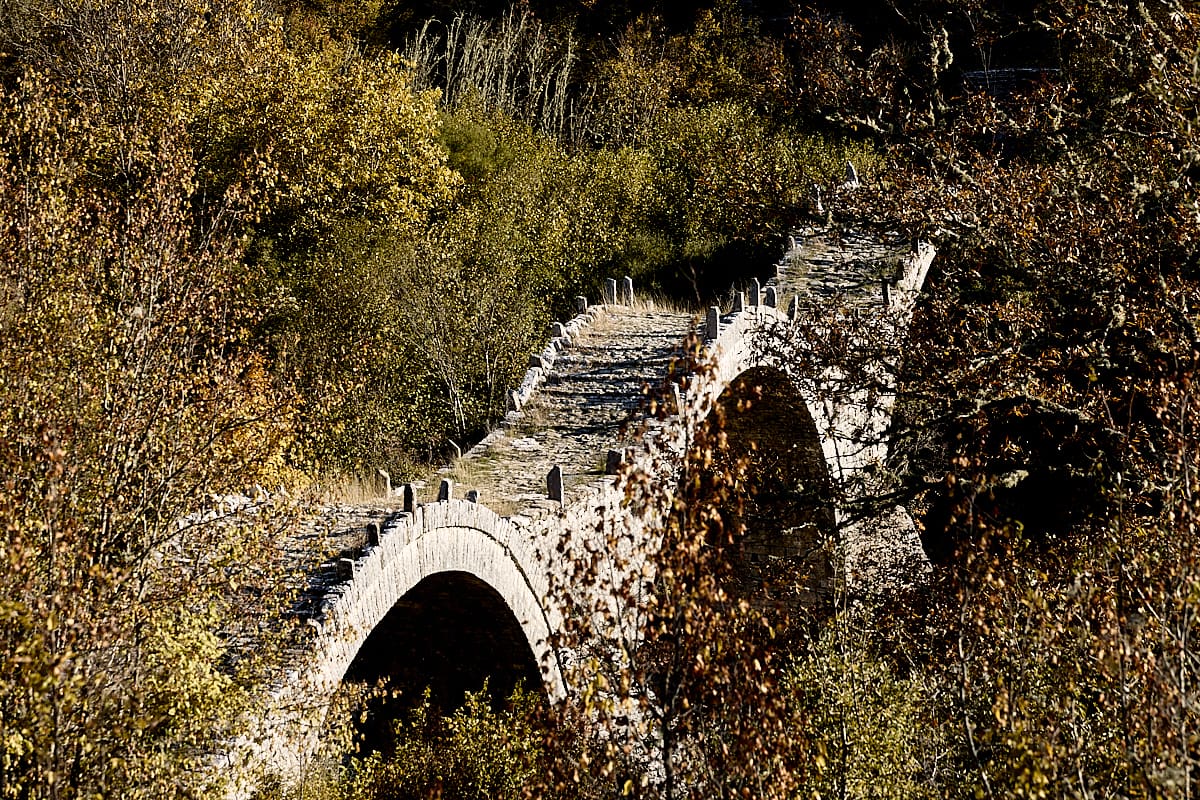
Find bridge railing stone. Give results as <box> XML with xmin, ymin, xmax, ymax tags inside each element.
<box><xmin>506</xmin><ymin>296</ymin><xmax>603</xmax><ymax>413</ymax></box>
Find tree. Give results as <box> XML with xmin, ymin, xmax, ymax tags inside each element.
<box><xmin>545</xmin><ymin>345</ymin><xmax>813</xmax><ymax>800</ymax></box>
<box><xmin>826</xmin><ymin>1</ymin><xmax>1200</xmax><ymax>795</ymax></box>
<box><xmin>0</xmin><ymin>71</ymin><xmax>297</xmax><ymax>800</ymax></box>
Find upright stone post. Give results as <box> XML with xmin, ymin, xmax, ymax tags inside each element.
<box><xmin>402</xmin><ymin>483</ymin><xmax>415</xmax><ymax>513</ymax></box>
<box><xmin>788</xmin><ymin>295</ymin><xmax>799</xmax><ymax>320</ymax></box>
<box><xmin>733</xmin><ymin>291</ymin><xmax>746</xmax><ymax>313</ymax></box>
<box><xmin>845</xmin><ymin>160</ymin><xmax>860</xmax><ymax>187</ymax></box>
<box><xmin>337</xmin><ymin>557</ymin><xmax>355</xmax><ymax>581</ymax></box>
<box><xmin>750</xmin><ymin>277</ymin><xmax>762</xmax><ymax>307</ymax></box>
<box><xmin>706</xmin><ymin>306</ymin><xmax>720</xmax><ymax>340</ymax></box>
<box><xmin>575</xmin><ymin>296</ymin><xmax>588</xmax><ymax>314</ymax></box>
<box><xmin>882</xmin><ymin>279</ymin><xmax>891</xmax><ymax>308</ymax></box>
<box><xmin>466</xmin><ymin>489</ymin><xmax>480</xmax><ymax>503</ymax></box>
<box><xmin>551</xmin><ymin>322</ymin><xmax>568</xmax><ymax>338</ymax></box>
<box><xmin>367</xmin><ymin>521</ymin><xmax>381</xmax><ymax>547</ymax></box>
<box><xmin>622</xmin><ymin>276</ymin><xmax>635</xmax><ymax>305</ymax></box>
<box><xmin>437</xmin><ymin>478</ymin><xmax>453</xmax><ymax>502</ymax></box>
<box><xmin>764</xmin><ymin>286</ymin><xmax>778</xmax><ymax>308</ymax></box>
<box><xmin>547</xmin><ymin>465</ymin><xmax>564</xmax><ymax>503</ymax></box>
<box><xmin>508</xmin><ymin>388</ymin><xmax>522</xmax><ymax>412</ymax></box>
<box><xmin>605</xmin><ymin>449</ymin><xmax>623</xmax><ymax>475</ymax></box>
<box><xmin>605</xmin><ymin>278</ymin><xmax>618</xmax><ymax>304</ymax></box>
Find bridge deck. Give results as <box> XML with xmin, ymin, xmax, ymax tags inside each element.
<box><xmin>440</xmin><ymin>305</ymin><xmax>695</xmax><ymax>515</ymax></box>
<box><xmin>278</xmin><ymin>228</ymin><xmax>916</xmax><ymax>616</ymax></box>
<box><xmin>778</xmin><ymin>228</ymin><xmax>911</xmax><ymax>308</ymax></box>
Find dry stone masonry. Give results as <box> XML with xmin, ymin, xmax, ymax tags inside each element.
<box><xmin>225</xmin><ymin>231</ymin><xmax>936</xmax><ymax>795</ymax></box>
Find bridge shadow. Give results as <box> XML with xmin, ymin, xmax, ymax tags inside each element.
<box><xmin>706</xmin><ymin>367</ymin><xmax>837</xmax><ymax>617</ymax></box>
<box><xmin>337</xmin><ymin>570</ymin><xmax>544</xmax><ymax>754</ymax></box>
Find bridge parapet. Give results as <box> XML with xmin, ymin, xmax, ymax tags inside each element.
<box><xmin>506</xmin><ymin>292</ymin><xmax>610</xmax><ymax>413</ymax></box>
<box><xmin>229</xmin><ymin>233</ymin><xmax>937</xmax><ymax>795</ymax></box>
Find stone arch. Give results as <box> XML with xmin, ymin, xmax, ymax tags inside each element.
<box><xmin>693</xmin><ymin>302</ymin><xmax>921</xmax><ymax>600</ymax></box>
<box><xmin>340</xmin><ymin>569</ymin><xmax>546</xmax><ymax>751</ymax></box>
<box><xmin>345</xmin><ymin>570</ymin><xmax>544</xmax><ymax>702</ymax></box>
<box><xmin>312</xmin><ymin>506</ymin><xmax>566</xmax><ymax>705</ymax></box>
<box><xmin>702</xmin><ymin>363</ymin><xmax>837</xmax><ymax>609</ymax></box>
<box><xmin>699</xmin><ymin>305</ymin><xmax>843</xmax><ymax>486</ymax></box>
<box><xmin>251</xmin><ymin>502</ymin><xmax>569</xmax><ymax>781</ymax></box>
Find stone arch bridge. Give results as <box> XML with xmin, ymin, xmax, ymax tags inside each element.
<box><xmin>230</xmin><ymin>228</ymin><xmax>936</xmax><ymax>788</ymax></box>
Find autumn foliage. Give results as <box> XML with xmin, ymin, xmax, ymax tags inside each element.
<box><xmin>3</xmin><ymin>0</ymin><xmax>1200</xmax><ymax>798</ymax></box>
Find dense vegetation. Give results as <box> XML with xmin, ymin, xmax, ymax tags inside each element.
<box><xmin>2</xmin><ymin>0</ymin><xmax>1199</xmax><ymax>798</ymax></box>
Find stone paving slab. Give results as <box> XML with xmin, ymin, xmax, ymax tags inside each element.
<box><xmin>777</xmin><ymin>227</ymin><xmax>912</xmax><ymax>308</ymax></box>
<box><xmin>442</xmin><ymin>304</ymin><xmax>695</xmax><ymax>514</ymax></box>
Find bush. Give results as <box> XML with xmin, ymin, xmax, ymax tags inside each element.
<box><xmin>303</xmin><ymin>685</ymin><xmax>548</xmax><ymax>800</ymax></box>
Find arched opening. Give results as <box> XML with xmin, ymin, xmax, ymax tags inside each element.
<box><xmin>338</xmin><ymin>570</ymin><xmax>545</xmax><ymax>753</ymax></box>
<box><xmin>709</xmin><ymin>367</ymin><xmax>836</xmax><ymax>613</ymax></box>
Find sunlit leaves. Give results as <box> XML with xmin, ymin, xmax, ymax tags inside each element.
<box><xmin>0</xmin><ymin>65</ymin><xmax>294</xmax><ymax>800</ymax></box>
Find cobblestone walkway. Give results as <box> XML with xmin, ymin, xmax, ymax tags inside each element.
<box><xmin>778</xmin><ymin>227</ymin><xmax>912</xmax><ymax>308</ymax></box>
<box><xmin>441</xmin><ymin>303</ymin><xmax>695</xmax><ymax>515</ymax></box>
<box><xmin>283</xmin><ymin>227</ymin><xmax>917</xmax><ymax>607</ymax></box>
